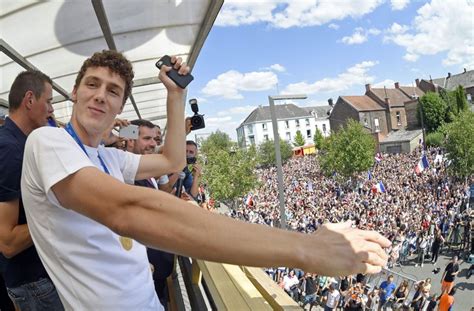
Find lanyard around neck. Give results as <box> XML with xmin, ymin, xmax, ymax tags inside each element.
<box><xmin>65</xmin><ymin>123</ymin><xmax>110</xmax><ymax>175</ymax></box>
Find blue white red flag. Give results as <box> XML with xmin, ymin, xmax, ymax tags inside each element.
<box><xmin>375</xmin><ymin>181</ymin><xmax>386</xmax><ymax>193</ymax></box>
<box><xmin>415</xmin><ymin>154</ymin><xmax>429</xmax><ymax>174</ymax></box>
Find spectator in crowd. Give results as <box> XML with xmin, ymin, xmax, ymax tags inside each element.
<box><xmin>440</xmin><ymin>256</ymin><xmax>459</xmax><ymax>295</ymax></box>
<box><xmin>366</xmin><ymin>286</ymin><xmax>380</xmax><ymax>311</ymax></box>
<box><xmin>283</xmin><ymin>269</ymin><xmax>300</xmax><ymax>300</ymax></box>
<box><xmin>20</xmin><ymin>50</ymin><xmax>390</xmax><ymax>309</ymax></box>
<box><xmin>431</xmin><ymin>230</ymin><xmax>444</xmax><ymax>265</ymax></box>
<box><xmin>392</xmin><ymin>280</ymin><xmax>409</xmax><ymax>310</ymax></box>
<box><xmin>323</xmin><ymin>282</ymin><xmax>340</xmax><ymax>311</ymax></box>
<box><xmin>0</xmin><ymin>71</ymin><xmax>63</xmax><ymax>310</ymax></box>
<box><xmin>437</xmin><ymin>288</ymin><xmax>455</xmax><ymax>311</ymax></box>
<box><xmin>379</xmin><ymin>275</ymin><xmax>396</xmax><ymax>311</ymax></box>
<box><xmin>301</xmin><ymin>273</ymin><xmax>319</xmax><ymax>309</ymax></box>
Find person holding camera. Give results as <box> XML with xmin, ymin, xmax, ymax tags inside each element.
<box><xmin>168</xmin><ymin>140</ymin><xmax>201</xmax><ymax>200</ymax></box>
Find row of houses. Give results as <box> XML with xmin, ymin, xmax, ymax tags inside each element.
<box><xmin>237</xmin><ymin>69</ymin><xmax>473</xmax><ymax>153</ymax></box>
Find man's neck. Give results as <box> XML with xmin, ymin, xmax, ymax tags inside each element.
<box><xmin>70</xmin><ymin>118</ymin><xmax>102</xmax><ymax>147</ymax></box>
<box><xmin>8</xmin><ymin>113</ymin><xmax>35</xmax><ymax>136</ymax></box>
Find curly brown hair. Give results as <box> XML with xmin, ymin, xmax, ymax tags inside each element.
<box><xmin>74</xmin><ymin>50</ymin><xmax>134</xmax><ymax>105</ymax></box>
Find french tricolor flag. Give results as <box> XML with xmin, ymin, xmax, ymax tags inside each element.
<box><xmin>375</xmin><ymin>181</ymin><xmax>386</xmax><ymax>193</ymax></box>
<box><xmin>415</xmin><ymin>154</ymin><xmax>429</xmax><ymax>174</ymax></box>
<box><xmin>375</xmin><ymin>153</ymin><xmax>382</xmax><ymax>163</ymax></box>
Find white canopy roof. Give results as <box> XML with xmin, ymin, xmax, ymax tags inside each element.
<box><xmin>0</xmin><ymin>0</ymin><xmax>223</xmax><ymax>129</ymax></box>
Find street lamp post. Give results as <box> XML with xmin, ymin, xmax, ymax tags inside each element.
<box><xmin>268</xmin><ymin>94</ymin><xmax>307</xmax><ymax>230</ymax></box>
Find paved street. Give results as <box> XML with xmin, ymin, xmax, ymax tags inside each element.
<box><xmin>388</xmin><ymin>249</ymin><xmax>473</xmax><ymax>311</ymax></box>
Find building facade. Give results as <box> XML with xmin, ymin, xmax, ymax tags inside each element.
<box><xmin>236</xmin><ymin>104</ymin><xmax>330</xmax><ymax>148</ymax></box>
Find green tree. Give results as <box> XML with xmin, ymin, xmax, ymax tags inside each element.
<box><xmin>257</xmin><ymin>139</ymin><xmax>293</xmax><ymax>167</ymax></box>
<box><xmin>443</xmin><ymin>111</ymin><xmax>474</xmax><ymax>179</ymax></box>
<box><xmin>425</xmin><ymin>131</ymin><xmax>444</xmax><ymax>147</ymax></box>
<box><xmin>293</xmin><ymin>130</ymin><xmax>305</xmax><ymax>146</ymax></box>
<box><xmin>418</xmin><ymin>92</ymin><xmax>448</xmax><ymax>132</ymax></box>
<box><xmin>319</xmin><ymin>119</ymin><xmax>375</xmax><ymax>178</ymax></box>
<box><xmin>453</xmin><ymin>85</ymin><xmax>469</xmax><ymax>114</ymax></box>
<box><xmin>200</xmin><ymin>132</ymin><xmax>258</xmax><ymax>208</ymax></box>
<box><xmin>313</xmin><ymin>127</ymin><xmax>325</xmax><ymax>149</ymax></box>
<box><xmin>200</xmin><ymin>130</ymin><xmax>233</xmax><ymax>155</ymax></box>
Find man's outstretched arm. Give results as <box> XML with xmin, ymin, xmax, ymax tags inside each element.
<box><xmin>52</xmin><ymin>166</ymin><xmax>391</xmax><ymax>276</ymax></box>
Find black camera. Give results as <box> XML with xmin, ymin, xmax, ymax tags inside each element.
<box><xmin>186</xmin><ymin>156</ymin><xmax>197</xmax><ymax>165</ymax></box>
<box><xmin>189</xmin><ymin>98</ymin><xmax>205</xmax><ymax>131</ymax></box>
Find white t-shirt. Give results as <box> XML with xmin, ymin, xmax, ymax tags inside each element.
<box><xmin>326</xmin><ymin>289</ymin><xmax>340</xmax><ymax>308</ymax></box>
<box><xmin>21</xmin><ymin>127</ymin><xmax>162</xmax><ymax>311</ymax></box>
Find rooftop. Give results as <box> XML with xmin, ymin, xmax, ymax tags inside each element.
<box><xmin>381</xmin><ymin>129</ymin><xmax>423</xmax><ymax>143</ymax></box>
<box><xmin>340</xmin><ymin>95</ymin><xmax>385</xmax><ymax>112</ymax></box>
<box><xmin>239</xmin><ymin>103</ymin><xmax>311</xmax><ymax>127</ymax></box>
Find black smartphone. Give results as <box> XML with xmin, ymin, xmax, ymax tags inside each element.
<box><xmin>155</xmin><ymin>55</ymin><xmax>194</xmax><ymax>89</ymax></box>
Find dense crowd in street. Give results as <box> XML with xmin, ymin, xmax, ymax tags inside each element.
<box><xmin>228</xmin><ymin>147</ymin><xmax>472</xmax><ymax>310</ymax></box>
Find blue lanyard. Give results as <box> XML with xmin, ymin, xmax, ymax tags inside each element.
<box><xmin>65</xmin><ymin>123</ymin><xmax>110</xmax><ymax>175</ymax></box>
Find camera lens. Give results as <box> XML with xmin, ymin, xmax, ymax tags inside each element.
<box><xmin>191</xmin><ymin>117</ymin><xmax>202</xmax><ymax>126</ymax></box>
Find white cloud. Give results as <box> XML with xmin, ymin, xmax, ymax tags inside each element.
<box><xmin>328</xmin><ymin>23</ymin><xmax>340</xmax><ymax>30</ymax></box>
<box><xmin>391</xmin><ymin>0</ymin><xmax>410</xmax><ymax>10</ymax></box>
<box><xmin>403</xmin><ymin>53</ymin><xmax>419</xmax><ymax>62</ymax></box>
<box><xmin>201</xmin><ymin>116</ymin><xmax>240</xmax><ymax>140</ymax></box>
<box><xmin>269</xmin><ymin>64</ymin><xmax>286</xmax><ymax>72</ymax></box>
<box><xmin>216</xmin><ymin>0</ymin><xmax>384</xmax><ymax>28</ymax></box>
<box><xmin>282</xmin><ymin>60</ymin><xmax>378</xmax><ymax>95</ymax></box>
<box><xmin>384</xmin><ymin>0</ymin><xmax>474</xmax><ymax>68</ymax></box>
<box><xmin>340</xmin><ymin>27</ymin><xmax>381</xmax><ymax>45</ymax></box>
<box><xmin>341</xmin><ymin>28</ymin><xmax>368</xmax><ymax>45</ymax></box>
<box><xmin>202</xmin><ymin>70</ymin><xmax>278</xmax><ymax>99</ymax></box>
<box><xmin>372</xmin><ymin>79</ymin><xmax>396</xmax><ymax>88</ymax></box>
<box><xmin>217</xmin><ymin>105</ymin><xmax>256</xmax><ymax>117</ymax></box>
<box><xmin>387</xmin><ymin>22</ymin><xmax>409</xmax><ymax>34</ymax></box>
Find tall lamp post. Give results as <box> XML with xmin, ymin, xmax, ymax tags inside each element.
<box><xmin>268</xmin><ymin>94</ymin><xmax>307</xmax><ymax>229</ymax></box>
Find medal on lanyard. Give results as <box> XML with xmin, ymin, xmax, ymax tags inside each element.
<box><xmin>65</xmin><ymin>123</ymin><xmax>133</xmax><ymax>251</ymax></box>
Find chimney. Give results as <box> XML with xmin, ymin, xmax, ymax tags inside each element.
<box><xmin>328</xmin><ymin>98</ymin><xmax>334</xmax><ymax>106</ymax></box>
<box><xmin>447</xmin><ymin>72</ymin><xmax>451</xmax><ymax>78</ymax></box>
<box><xmin>464</xmin><ymin>68</ymin><xmax>467</xmax><ymax>73</ymax></box>
<box><xmin>394</xmin><ymin>82</ymin><xmax>400</xmax><ymax>89</ymax></box>
<box><xmin>365</xmin><ymin>83</ymin><xmax>371</xmax><ymax>93</ymax></box>
<box><xmin>415</xmin><ymin>78</ymin><xmax>420</xmax><ymax>87</ymax></box>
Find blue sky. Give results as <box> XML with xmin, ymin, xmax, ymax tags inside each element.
<box><xmin>185</xmin><ymin>0</ymin><xmax>473</xmax><ymax>141</ymax></box>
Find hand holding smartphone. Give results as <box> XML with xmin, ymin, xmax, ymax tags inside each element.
<box><xmin>119</xmin><ymin>124</ymin><xmax>139</xmax><ymax>139</ymax></box>
<box><xmin>155</xmin><ymin>55</ymin><xmax>194</xmax><ymax>89</ymax></box>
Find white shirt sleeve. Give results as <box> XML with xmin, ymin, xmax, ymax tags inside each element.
<box><xmin>23</xmin><ymin>127</ymin><xmax>95</xmax><ymax>195</ymax></box>
<box><xmin>158</xmin><ymin>174</ymin><xmax>169</xmax><ymax>185</ymax></box>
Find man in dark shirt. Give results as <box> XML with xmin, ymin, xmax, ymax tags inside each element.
<box><xmin>0</xmin><ymin>71</ymin><xmax>63</xmax><ymax>310</ymax></box>
<box><xmin>441</xmin><ymin>255</ymin><xmax>459</xmax><ymax>294</ymax></box>
<box><xmin>302</xmin><ymin>273</ymin><xmax>319</xmax><ymax>308</ymax></box>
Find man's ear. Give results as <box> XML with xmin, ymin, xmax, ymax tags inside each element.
<box><xmin>71</xmin><ymin>87</ymin><xmax>77</xmax><ymax>103</ymax></box>
<box><xmin>24</xmin><ymin>91</ymin><xmax>35</xmax><ymax>110</ymax></box>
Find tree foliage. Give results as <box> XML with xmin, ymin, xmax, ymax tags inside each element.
<box><xmin>313</xmin><ymin>127</ymin><xmax>325</xmax><ymax>149</ymax></box>
<box><xmin>200</xmin><ymin>132</ymin><xmax>258</xmax><ymax>207</ymax></box>
<box><xmin>257</xmin><ymin>139</ymin><xmax>293</xmax><ymax>167</ymax></box>
<box><xmin>418</xmin><ymin>92</ymin><xmax>448</xmax><ymax>132</ymax></box>
<box><xmin>319</xmin><ymin>119</ymin><xmax>375</xmax><ymax>178</ymax></box>
<box><xmin>425</xmin><ymin>131</ymin><xmax>444</xmax><ymax>147</ymax></box>
<box><xmin>293</xmin><ymin>130</ymin><xmax>305</xmax><ymax>146</ymax></box>
<box><xmin>443</xmin><ymin>111</ymin><xmax>474</xmax><ymax>179</ymax></box>
<box><xmin>200</xmin><ymin>130</ymin><xmax>233</xmax><ymax>155</ymax></box>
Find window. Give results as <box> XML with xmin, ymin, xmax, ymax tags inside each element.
<box><xmin>286</xmin><ymin>132</ymin><xmax>291</xmax><ymax>140</ymax></box>
<box><xmin>306</xmin><ymin>129</ymin><xmax>311</xmax><ymax>138</ymax></box>
<box><xmin>285</xmin><ymin>120</ymin><xmax>289</xmax><ymax>129</ymax></box>
<box><xmin>364</xmin><ymin>118</ymin><xmax>368</xmax><ymax>127</ymax></box>
<box><xmin>262</xmin><ymin>123</ymin><xmax>267</xmax><ymax>130</ymax></box>
<box><xmin>264</xmin><ymin>134</ymin><xmax>269</xmax><ymax>141</ymax></box>
<box><xmin>247</xmin><ymin>125</ymin><xmax>253</xmax><ymax>134</ymax></box>
<box><xmin>249</xmin><ymin>136</ymin><xmax>255</xmax><ymax>145</ymax></box>
<box><xmin>467</xmin><ymin>93</ymin><xmax>472</xmax><ymax>103</ymax></box>
<box><xmin>396</xmin><ymin>111</ymin><xmax>401</xmax><ymax>126</ymax></box>
<box><xmin>295</xmin><ymin>120</ymin><xmax>300</xmax><ymax>127</ymax></box>
<box><xmin>322</xmin><ymin>124</ymin><xmax>327</xmax><ymax>133</ymax></box>
<box><xmin>374</xmin><ymin>118</ymin><xmax>380</xmax><ymax>132</ymax></box>
<box><xmin>305</xmin><ymin>118</ymin><xmax>310</xmax><ymax>126</ymax></box>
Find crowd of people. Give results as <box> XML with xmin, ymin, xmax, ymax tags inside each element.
<box><xmin>229</xmin><ymin>147</ymin><xmax>472</xmax><ymax>310</ymax></box>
